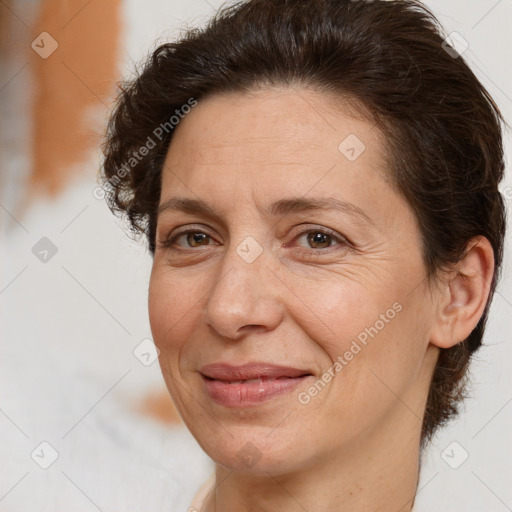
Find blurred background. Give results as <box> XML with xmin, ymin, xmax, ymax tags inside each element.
<box><xmin>0</xmin><ymin>1</ymin><xmax>511</xmax><ymax>511</ymax></box>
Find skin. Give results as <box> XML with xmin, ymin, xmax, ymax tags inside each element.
<box><xmin>148</xmin><ymin>86</ymin><xmax>494</xmax><ymax>512</ymax></box>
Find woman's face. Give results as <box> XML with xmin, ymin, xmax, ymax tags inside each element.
<box><xmin>148</xmin><ymin>87</ymin><xmax>440</xmax><ymax>474</ymax></box>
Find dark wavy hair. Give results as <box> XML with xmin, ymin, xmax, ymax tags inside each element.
<box><xmin>100</xmin><ymin>0</ymin><xmax>507</xmax><ymax>446</ymax></box>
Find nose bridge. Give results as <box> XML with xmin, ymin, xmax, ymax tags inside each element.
<box><xmin>204</xmin><ymin>236</ymin><xmax>284</xmax><ymax>339</ymax></box>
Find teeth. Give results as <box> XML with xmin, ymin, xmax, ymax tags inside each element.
<box><xmin>228</xmin><ymin>378</ymin><xmax>263</xmax><ymax>384</ymax></box>
<box><xmin>206</xmin><ymin>373</ymin><xmax>312</xmax><ymax>383</ymax></box>
<box><xmin>227</xmin><ymin>377</ymin><xmax>286</xmax><ymax>384</ymax></box>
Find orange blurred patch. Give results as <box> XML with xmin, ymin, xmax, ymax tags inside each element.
<box><xmin>29</xmin><ymin>0</ymin><xmax>121</xmax><ymax>199</ymax></box>
<box><xmin>137</xmin><ymin>389</ymin><xmax>183</xmax><ymax>425</ymax></box>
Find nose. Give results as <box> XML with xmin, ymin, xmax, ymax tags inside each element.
<box><xmin>203</xmin><ymin>245</ymin><xmax>285</xmax><ymax>340</ymax></box>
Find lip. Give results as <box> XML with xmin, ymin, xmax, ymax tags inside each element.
<box><xmin>200</xmin><ymin>362</ymin><xmax>314</xmax><ymax>407</ymax></box>
<box><xmin>200</xmin><ymin>362</ymin><xmax>312</xmax><ymax>380</ymax></box>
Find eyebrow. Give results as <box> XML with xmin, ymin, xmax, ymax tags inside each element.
<box><xmin>157</xmin><ymin>196</ymin><xmax>374</xmax><ymax>226</ymax></box>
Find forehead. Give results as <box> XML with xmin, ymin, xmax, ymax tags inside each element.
<box><xmin>163</xmin><ymin>86</ymin><xmax>388</xmax><ymax>184</ymax></box>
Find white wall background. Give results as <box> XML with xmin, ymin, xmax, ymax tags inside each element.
<box><xmin>1</xmin><ymin>1</ymin><xmax>511</xmax><ymax>511</ymax></box>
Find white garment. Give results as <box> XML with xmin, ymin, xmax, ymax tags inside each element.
<box><xmin>188</xmin><ymin>474</ymin><xmax>423</xmax><ymax>511</ymax></box>
<box><xmin>189</xmin><ymin>473</ymin><xmax>216</xmax><ymax>511</ymax></box>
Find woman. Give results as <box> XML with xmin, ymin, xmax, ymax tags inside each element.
<box><xmin>100</xmin><ymin>0</ymin><xmax>507</xmax><ymax>510</ymax></box>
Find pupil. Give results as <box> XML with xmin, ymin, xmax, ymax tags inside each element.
<box><xmin>308</xmin><ymin>232</ymin><xmax>330</xmax><ymax>248</ymax></box>
<box><xmin>188</xmin><ymin>233</ymin><xmax>208</xmax><ymax>246</ymax></box>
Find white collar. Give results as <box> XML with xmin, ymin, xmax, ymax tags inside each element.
<box><xmin>189</xmin><ymin>473</ymin><xmax>216</xmax><ymax>511</ymax></box>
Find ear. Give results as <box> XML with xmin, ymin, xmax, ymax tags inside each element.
<box><xmin>429</xmin><ymin>236</ymin><xmax>495</xmax><ymax>349</ymax></box>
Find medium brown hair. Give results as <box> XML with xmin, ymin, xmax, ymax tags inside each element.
<box><xmin>100</xmin><ymin>0</ymin><xmax>507</xmax><ymax>446</ymax></box>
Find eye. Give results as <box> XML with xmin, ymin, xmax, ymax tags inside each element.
<box><xmin>288</xmin><ymin>226</ymin><xmax>351</xmax><ymax>256</ymax></box>
<box><xmin>156</xmin><ymin>225</ymin><xmax>352</xmax><ymax>256</ymax></box>
<box><xmin>157</xmin><ymin>228</ymin><xmax>217</xmax><ymax>250</ymax></box>
<box><xmin>298</xmin><ymin>231</ymin><xmax>336</xmax><ymax>249</ymax></box>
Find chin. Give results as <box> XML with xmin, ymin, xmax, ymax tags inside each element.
<box><xmin>196</xmin><ymin>427</ymin><xmax>311</xmax><ymax>476</ymax></box>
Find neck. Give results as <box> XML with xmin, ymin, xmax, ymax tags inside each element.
<box><xmin>204</xmin><ymin>410</ymin><xmax>423</xmax><ymax>512</ymax></box>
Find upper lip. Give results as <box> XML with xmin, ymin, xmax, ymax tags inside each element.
<box><xmin>200</xmin><ymin>362</ymin><xmax>312</xmax><ymax>381</ymax></box>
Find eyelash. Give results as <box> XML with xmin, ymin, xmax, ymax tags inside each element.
<box><xmin>156</xmin><ymin>225</ymin><xmax>351</xmax><ymax>256</ymax></box>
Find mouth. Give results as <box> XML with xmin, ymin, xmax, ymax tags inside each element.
<box><xmin>199</xmin><ymin>362</ymin><xmax>314</xmax><ymax>407</ymax></box>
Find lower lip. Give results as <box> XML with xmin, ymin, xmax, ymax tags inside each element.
<box><xmin>202</xmin><ymin>375</ymin><xmax>312</xmax><ymax>407</ymax></box>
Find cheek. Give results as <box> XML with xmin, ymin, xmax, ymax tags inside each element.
<box><xmin>291</xmin><ymin>272</ymin><xmax>426</xmax><ymax>403</ymax></box>
<box><xmin>148</xmin><ymin>269</ymin><xmax>197</xmax><ymax>354</ymax></box>
<box><xmin>288</xmin><ymin>273</ymin><xmax>396</xmax><ymax>360</ymax></box>
<box><xmin>148</xmin><ymin>270</ymin><xmax>204</xmax><ymax>413</ymax></box>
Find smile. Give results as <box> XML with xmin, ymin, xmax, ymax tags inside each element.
<box><xmin>201</xmin><ymin>374</ymin><xmax>313</xmax><ymax>407</ymax></box>
<box><xmin>199</xmin><ymin>362</ymin><xmax>314</xmax><ymax>407</ymax></box>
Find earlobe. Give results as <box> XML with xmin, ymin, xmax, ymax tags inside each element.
<box><xmin>429</xmin><ymin>236</ymin><xmax>495</xmax><ymax>349</ymax></box>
